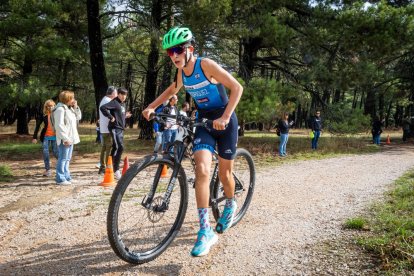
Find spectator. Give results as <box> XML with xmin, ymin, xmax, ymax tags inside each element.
<box><xmin>277</xmin><ymin>112</ymin><xmax>294</xmax><ymax>157</ymax></box>
<box><xmin>162</xmin><ymin>95</ymin><xmax>179</xmax><ymax>152</ymax></box>
<box><xmin>180</xmin><ymin>102</ymin><xmax>189</xmax><ymax>117</ymax></box>
<box><xmin>100</xmin><ymin>88</ymin><xmax>132</xmax><ymax>180</ymax></box>
<box><xmin>371</xmin><ymin>116</ymin><xmax>383</xmax><ymax>145</ymax></box>
<box><xmin>98</xmin><ymin>86</ymin><xmax>117</xmax><ymax>174</ymax></box>
<box><xmin>32</xmin><ymin>99</ymin><xmax>59</xmax><ymax>177</ymax></box>
<box><xmin>53</xmin><ymin>90</ymin><xmax>81</xmax><ymax>185</ymax></box>
<box><xmin>402</xmin><ymin>116</ymin><xmax>411</xmax><ymax>142</ymax></box>
<box><xmin>153</xmin><ymin>104</ymin><xmax>164</xmax><ymax>153</ymax></box>
<box><xmin>310</xmin><ymin>110</ymin><xmax>323</xmax><ymax>150</ymax></box>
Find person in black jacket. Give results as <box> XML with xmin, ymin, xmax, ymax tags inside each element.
<box><xmin>371</xmin><ymin>116</ymin><xmax>383</xmax><ymax>145</ymax></box>
<box><xmin>310</xmin><ymin>110</ymin><xmax>323</xmax><ymax>150</ymax></box>
<box><xmin>32</xmin><ymin>99</ymin><xmax>59</xmax><ymax>176</ymax></box>
<box><xmin>277</xmin><ymin>112</ymin><xmax>294</xmax><ymax>157</ymax></box>
<box><xmin>100</xmin><ymin>88</ymin><xmax>131</xmax><ymax>179</ymax></box>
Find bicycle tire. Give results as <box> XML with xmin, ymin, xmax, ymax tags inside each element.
<box><xmin>212</xmin><ymin>148</ymin><xmax>255</xmax><ymax>226</ymax></box>
<box><xmin>107</xmin><ymin>155</ymin><xmax>188</xmax><ymax>264</ymax></box>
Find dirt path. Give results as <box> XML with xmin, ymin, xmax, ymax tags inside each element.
<box><xmin>1</xmin><ymin>145</ymin><xmax>413</xmax><ymax>275</ymax></box>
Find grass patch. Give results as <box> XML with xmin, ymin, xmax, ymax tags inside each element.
<box><xmin>0</xmin><ymin>164</ymin><xmax>14</xmax><ymax>182</ymax></box>
<box><xmin>0</xmin><ymin>143</ymin><xmax>40</xmax><ymax>159</ymax></box>
<box><xmin>353</xmin><ymin>169</ymin><xmax>414</xmax><ymax>273</ymax></box>
<box><xmin>239</xmin><ymin>132</ymin><xmax>380</xmax><ymax>167</ymax></box>
<box><xmin>344</xmin><ymin>217</ymin><xmax>367</xmax><ymax>230</ymax></box>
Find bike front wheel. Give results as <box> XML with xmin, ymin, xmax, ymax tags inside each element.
<box><xmin>107</xmin><ymin>155</ymin><xmax>188</xmax><ymax>264</ymax></box>
<box><xmin>212</xmin><ymin>148</ymin><xmax>256</xmax><ymax>226</ymax></box>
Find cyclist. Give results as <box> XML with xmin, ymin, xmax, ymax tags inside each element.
<box><xmin>142</xmin><ymin>26</ymin><xmax>243</xmax><ymax>257</ymax></box>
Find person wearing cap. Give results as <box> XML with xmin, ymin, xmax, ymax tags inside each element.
<box><xmin>100</xmin><ymin>88</ymin><xmax>131</xmax><ymax>180</ymax></box>
<box><xmin>142</xmin><ymin>26</ymin><xmax>243</xmax><ymax>257</ymax></box>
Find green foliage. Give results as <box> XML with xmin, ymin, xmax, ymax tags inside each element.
<box><xmin>324</xmin><ymin>103</ymin><xmax>371</xmax><ymax>134</ymax></box>
<box><xmin>236</xmin><ymin>77</ymin><xmax>299</xmax><ymax>129</ymax></box>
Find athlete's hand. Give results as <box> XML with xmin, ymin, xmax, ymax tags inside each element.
<box><xmin>213</xmin><ymin>117</ymin><xmax>229</xmax><ymax>131</ymax></box>
<box><xmin>142</xmin><ymin>108</ymin><xmax>154</xmax><ymax>121</ymax></box>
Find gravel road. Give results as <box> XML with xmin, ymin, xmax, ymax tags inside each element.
<box><xmin>1</xmin><ymin>145</ymin><xmax>413</xmax><ymax>275</ymax></box>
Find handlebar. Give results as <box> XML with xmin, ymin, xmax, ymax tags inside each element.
<box><xmin>150</xmin><ymin>112</ymin><xmax>214</xmax><ymax>128</ymax></box>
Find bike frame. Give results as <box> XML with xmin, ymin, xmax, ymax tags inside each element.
<box><xmin>142</xmin><ymin>114</ymin><xmax>227</xmax><ymax>213</ymax></box>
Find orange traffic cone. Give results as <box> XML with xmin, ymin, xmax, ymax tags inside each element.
<box><xmin>99</xmin><ymin>156</ymin><xmax>116</xmax><ymax>187</ymax></box>
<box><xmin>386</xmin><ymin>134</ymin><xmax>391</xmax><ymax>145</ymax></box>
<box><xmin>122</xmin><ymin>156</ymin><xmax>129</xmax><ymax>176</ymax></box>
<box><xmin>160</xmin><ymin>164</ymin><xmax>168</xmax><ymax>178</ymax></box>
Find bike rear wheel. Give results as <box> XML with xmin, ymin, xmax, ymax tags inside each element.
<box><xmin>212</xmin><ymin>148</ymin><xmax>255</xmax><ymax>226</ymax></box>
<box><xmin>107</xmin><ymin>156</ymin><xmax>188</xmax><ymax>264</ymax></box>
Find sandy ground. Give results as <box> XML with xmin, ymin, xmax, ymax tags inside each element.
<box><xmin>1</xmin><ymin>144</ymin><xmax>413</xmax><ymax>275</ymax></box>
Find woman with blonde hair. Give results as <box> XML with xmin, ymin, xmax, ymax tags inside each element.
<box><xmin>32</xmin><ymin>99</ymin><xmax>59</xmax><ymax>176</ymax></box>
<box><xmin>53</xmin><ymin>90</ymin><xmax>81</xmax><ymax>185</ymax></box>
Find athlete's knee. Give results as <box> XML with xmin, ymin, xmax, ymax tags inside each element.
<box><xmin>195</xmin><ymin>163</ymin><xmax>210</xmax><ymax>180</ymax></box>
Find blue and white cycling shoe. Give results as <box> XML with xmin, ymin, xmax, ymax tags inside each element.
<box><xmin>191</xmin><ymin>227</ymin><xmax>218</xmax><ymax>257</ymax></box>
<box><xmin>216</xmin><ymin>200</ymin><xmax>237</xmax><ymax>234</ymax></box>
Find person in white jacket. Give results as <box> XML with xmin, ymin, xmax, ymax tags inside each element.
<box><xmin>53</xmin><ymin>90</ymin><xmax>81</xmax><ymax>185</ymax></box>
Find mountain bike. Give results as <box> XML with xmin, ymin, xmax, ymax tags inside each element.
<box><xmin>107</xmin><ymin>113</ymin><xmax>255</xmax><ymax>264</ymax></box>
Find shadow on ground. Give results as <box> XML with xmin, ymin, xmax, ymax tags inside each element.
<box><xmin>0</xmin><ymin>238</ymin><xmax>185</xmax><ymax>275</ymax></box>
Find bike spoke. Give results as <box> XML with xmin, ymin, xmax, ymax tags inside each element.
<box><xmin>115</xmin><ymin>162</ymin><xmax>183</xmax><ymax>256</ymax></box>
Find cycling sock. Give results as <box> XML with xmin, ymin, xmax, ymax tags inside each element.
<box><xmin>198</xmin><ymin>208</ymin><xmax>211</xmax><ymax>230</ymax></box>
<box><xmin>225</xmin><ymin>198</ymin><xmax>234</xmax><ymax>209</ymax></box>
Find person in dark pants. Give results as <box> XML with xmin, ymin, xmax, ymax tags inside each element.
<box><xmin>310</xmin><ymin>110</ymin><xmax>322</xmax><ymax>149</ymax></box>
<box><xmin>371</xmin><ymin>116</ymin><xmax>383</xmax><ymax>145</ymax></box>
<box><xmin>100</xmin><ymin>88</ymin><xmax>131</xmax><ymax>180</ymax></box>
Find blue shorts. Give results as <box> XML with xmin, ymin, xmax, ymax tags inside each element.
<box><xmin>193</xmin><ymin>108</ymin><xmax>238</xmax><ymax>160</ymax></box>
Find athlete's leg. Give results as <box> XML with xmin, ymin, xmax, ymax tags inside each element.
<box><xmin>218</xmin><ymin>157</ymin><xmax>235</xmax><ymax>198</ymax></box>
<box><xmin>194</xmin><ymin>150</ymin><xmax>212</xmax><ymax>208</ymax></box>
<box><xmin>191</xmin><ymin>149</ymin><xmax>218</xmax><ymax>257</ymax></box>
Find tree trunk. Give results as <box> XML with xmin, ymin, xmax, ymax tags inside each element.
<box><xmin>87</xmin><ymin>0</ymin><xmax>108</xmax><ymax>114</ymax></box>
<box><xmin>378</xmin><ymin>92</ymin><xmax>384</xmax><ymax>120</ymax></box>
<box><xmin>16</xmin><ymin>106</ymin><xmax>29</xmax><ymax>134</ymax></box>
<box><xmin>386</xmin><ymin>100</ymin><xmax>393</xmax><ymax>127</ymax></box>
<box><xmin>238</xmin><ymin>37</ymin><xmax>262</xmax><ymax>83</ymax></box>
<box><xmin>16</xmin><ymin>37</ymin><xmax>33</xmax><ymax>135</ymax></box>
<box><xmin>333</xmin><ymin>89</ymin><xmax>341</xmax><ymax>103</ymax></box>
<box><xmin>359</xmin><ymin>90</ymin><xmax>365</xmax><ymax>109</ymax></box>
<box><xmin>139</xmin><ymin>0</ymin><xmax>163</xmax><ymax>139</ymax></box>
<box><xmin>124</xmin><ymin>62</ymin><xmax>135</xmax><ymax>128</ymax></box>
<box><xmin>352</xmin><ymin>89</ymin><xmax>358</xmax><ymax>109</ymax></box>
<box><xmin>364</xmin><ymin>88</ymin><xmax>376</xmax><ymax>118</ymax></box>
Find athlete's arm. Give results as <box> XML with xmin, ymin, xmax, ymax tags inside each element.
<box><xmin>142</xmin><ymin>73</ymin><xmax>183</xmax><ymax>121</ymax></box>
<box><xmin>201</xmin><ymin>58</ymin><xmax>243</xmax><ymax>130</ymax></box>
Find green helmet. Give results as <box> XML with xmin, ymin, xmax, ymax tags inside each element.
<box><xmin>162</xmin><ymin>27</ymin><xmax>193</xmax><ymax>50</ymax></box>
